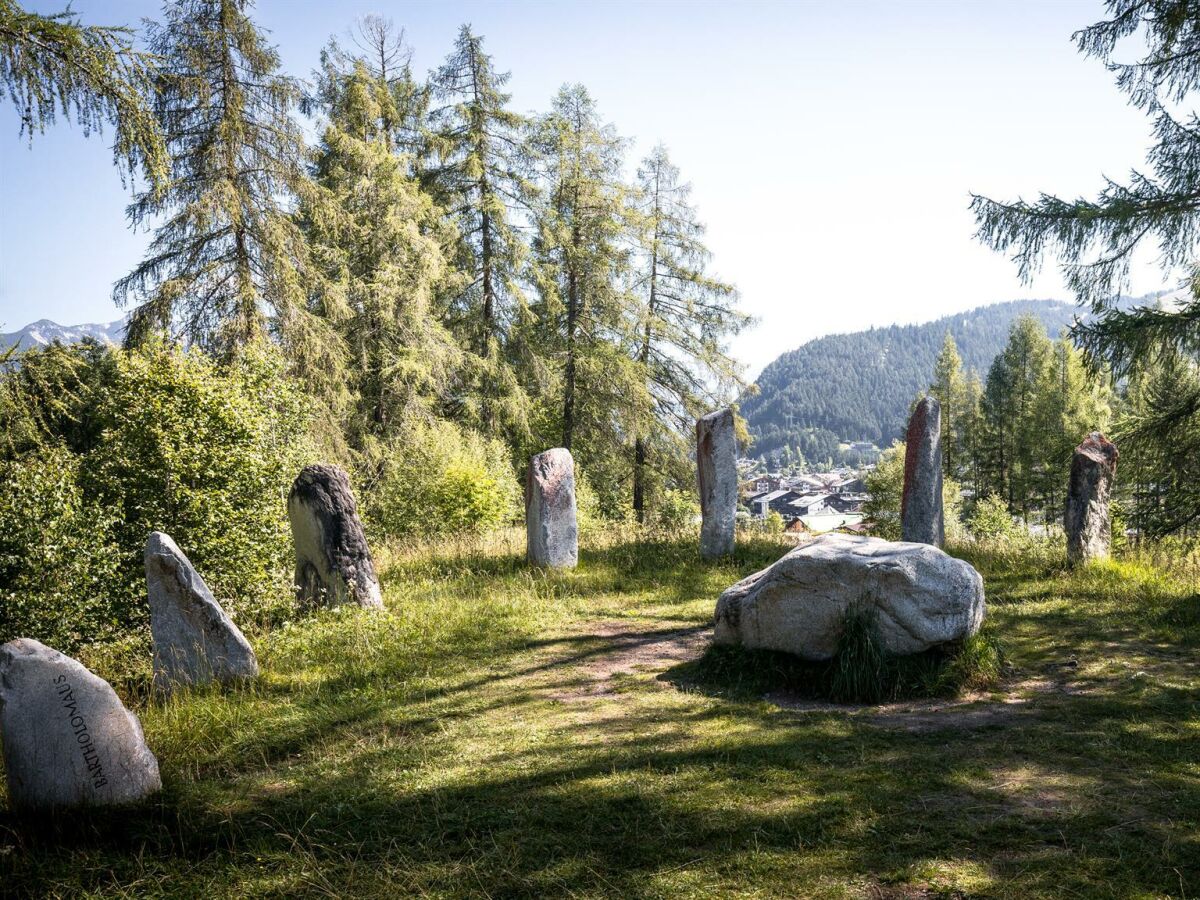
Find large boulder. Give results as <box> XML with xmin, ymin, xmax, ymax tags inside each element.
<box><xmin>1065</xmin><ymin>432</ymin><xmax>1119</xmax><ymax>567</ymax></box>
<box><xmin>697</xmin><ymin>408</ymin><xmax>737</xmax><ymax>560</ymax></box>
<box><xmin>288</xmin><ymin>464</ymin><xmax>383</xmax><ymax>609</ymax></box>
<box><xmin>901</xmin><ymin>396</ymin><xmax>944</xmax><ymax>547</ymax></box>
<box><xmin>526</xmin><ymin>448</ymin><xmax>578</xmax><ymax>569</ymax></box>
<box><xmin>0</xmin><ymin>639</ymin><xmax>161</xmax><ymax>811</ymax></box>
<box><xmin>145</xmin><ymin>531</ymin><xmax>259</xmax><ymax>690</ymax></box>
<box><xmin>714</xmin><ymin>534</ymin><xmax>984</xmax><ymax>660</ymax></box>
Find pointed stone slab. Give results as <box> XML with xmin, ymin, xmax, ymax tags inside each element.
<box><xmin>0</xmin><ymin>639</ymin><xmax>161</xmax><ymax>810</ymax></box>
<box><xmin>697</xmin><ymin>408</ymin><xmax>737</xmax><ymax>560</ymax></box>
<box><xmin>145</xmin><ymin>531</ymin><xmax>259</xmax><ymax>690</ymax></box>
<box><xmin>1065</xmin><ymin>432</ymin><xmax>1118</xmax><ymax>566</ymax></box>
<box><xmin>526</xmin><ymin>448</ymin><xmax>578</xmax><ymax>569</ymax></box>
<box><xmin>288</xmin><ymin>464</ymin><xmax>384</xmax><ymax>609</ymax></box>
<box><xmin>901</xmin><ymin>395</ymin><xmax>945</xmax><ymax>547</ymax></box>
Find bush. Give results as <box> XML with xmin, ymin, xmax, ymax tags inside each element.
<box><xmin>968</xmin><ymin>494</ymin><xmax>1020</xmax><ymax>543</ymax></box>
<box><xmin>364</xmin><ymin>419</ymin><xmax>521</xmax><ymax>540</ymax></box>
<box><xmin>0</xmin><ymin>449</ymin><xmax>123</xmax><ymax>649</ymax></box>
<box><xmin>649</xmin><ymin>488</ymin><xmax>699</xmax><ymax>531</ymax></box>
<box><xmin>0</xmin><ymin>340</ymin><xmax>314</xmax><ymax>650</ymax></box>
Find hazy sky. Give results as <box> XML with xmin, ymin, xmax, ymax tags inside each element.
<box><xmin>0</xmin><ymin>0</ymin><xmax>1175</xmax><ymax>375</ymax></box>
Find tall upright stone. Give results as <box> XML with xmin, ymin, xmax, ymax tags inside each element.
<box><xmin>526</xmin><ymin>448</ymin><xmax>578</xmax><ymax>569</ymax></box>
<box><xmin>1065</xmin><ymin>432</ymin><xmax>1119</xmax><ymax>566</ymax></box>
<box><xmin>145</xmin><ymin>531</ymin><xmax>259</xmax><ymax>690</ymax></box>
<box><xmin>697</xmin><ymin>408</ymin><xmax>737</xmax><ymax>560</ymax></box>
<box><xmin>901</xmin><ymin>395</ymin><xmax>944</xmax><ymax>547</ymax></box>
<box><xmin>0</xmin><ymin>639</ymin><xmax>161</xmax><ymax>810</ymax></box>
<box><xmin>288</xmin><ymin>464</ymin><xmax>383</xmax><ymax>609</ymax></box>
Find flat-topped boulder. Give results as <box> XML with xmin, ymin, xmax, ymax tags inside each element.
<box><xmin>145</xmin><ymin>531</ymin><xmax>259</xmax><ymax>690</ymax></box>
<box><xmin>697</xmin><ymin>408</ymin><xmax>737</xmax><ymax>559</ymax></box>
<box><xmin>288</xmin><ymin>464</ymin><xmax>383</xmax><ymax>609</ymax></box>
<box><xmin>714</xmin><ymin>534</ymin><xmax>984</xmax><ymax>660</ymax></box>
<box><xmin>526</xmin><ymin>448</ymin><xmax>578</xmax><ymax>568</ymax></box>
<box><xmin>0</xmin><ymin>639</ymin><xmax>161</xmax><ymax>810</ymax></box>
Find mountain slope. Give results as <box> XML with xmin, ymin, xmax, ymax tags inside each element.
<box><xmin>0</xmin><ymin>317</ymin><xmax>126</xmax><ymax>352</ymax></box>
<box><xmin>742</xmin><ymin>299</ymin><xmax>1078</xmax><ymax>458</ymax></box>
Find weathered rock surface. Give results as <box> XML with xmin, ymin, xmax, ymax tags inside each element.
<box><xmin>697</xmin><ymin>408</ymin><xmax>737</xmax><ymax>560</ymax></box>
<box><xmin>526</xmin><ymin>448</ymin><xmax>578</xmax><ymax>569</ymax></box>
<box><xmin>288</xmin><ymin>464</ymin><xmax>383</xmax><ymax>609</ymax></box>
<box><xmin>901</xmin><ymin>396</ymin><xmax>944</xmax><ymax>547</ymax></box>
<box><xmin>1065</xmin><ymin>432</ymin><xmax>1118</xmax><ymax>566</ymax></box>
<box><xmin>714</xmin><ymin>534</ymin><xmax>985</xmax><ymax>660</ymax></box>
<box><xmin>0</xmin><ymin>639</ymin><xmax>161</xmax><ymax>810</ymax></box>
<box><xmin>145</xmin><ymin>531</ymin><xmax>258</xmax><ymax>690</ymax></box>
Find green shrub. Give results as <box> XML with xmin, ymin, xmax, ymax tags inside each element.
<box><xmin>364</xmin><ymin>419</ymin><xmax>521</xmax><ymax>540</ymax></box>
<box><xmin>649</xmin><ymin>488</ymin><xmax>699</xmax><ymax>531</ymax></box>
<box><xmin>0</xmin><ymin>448</ymin><xmax>124</xmax><ymax>649</ymax></box>
<box><xmin>0</xmin><ymin>339</ymin><xmax>314</xmax><ymax>650</ymax></box>
<box><xmin>968</xmin><ymin>493</ymin><xmax>1020</xmax><ymax>543</ymax></box>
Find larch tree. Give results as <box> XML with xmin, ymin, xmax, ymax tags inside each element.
<box><xmin>114</xmin><ymin>0</ymin><xmax>321</xmax><ymax>358</ymax></box>
<box><xmin>427</xmin><ymin>24</ymin><xmax>533</xmax><ymax>439</ymax></box>
<box><xmin>930</xmin><ymin>332</ymin><xmax>966</xmax><ymax>481</ymax></box>
<box><xmin>528</xmin><ymin>84</ymin><xmax>641</xmax><ymax>486</ymax></box>
<box><xmin>630</xmin><ymin>143</ymin><xmax>747</xmax><ymax>522</ymax></box>
<box><xmin>0</xmin><ymin>0</ymin><xmax>167</xmax><ymax>188</ymax></box>
<box><xmin>303</xmin><ymin>59</ymin><xmax>460</xmax><ymax>450</ymax></box>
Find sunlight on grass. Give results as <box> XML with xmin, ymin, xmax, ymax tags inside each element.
<box><xmin>2</xmin><ymin>530</ymin><xmax>1198</xmax><ymax>897</ymax></box>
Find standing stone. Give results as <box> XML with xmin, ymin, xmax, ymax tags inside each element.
<box><xmin>901</xmin><ymin>396</ymin><xmax>944</xmax><ymax>547</ymax></box>
<box><xmin>288</xmin><ymin>464</ymin><xmax>383</xmax><ymax>609</ymax></box>
<box><xmin>145</xmin><ymin>531</ymin><xmax>259</xmax><ymax>690</ymax></box>
<box><xmin>0</xmin><ymin>639</ymin><xmax>161</xmax><ymax>810</ymax></box>
<box><xmin>526</xmin><ymin>448</ymin><xmax>578</xmax><ymax>569</ymax></box>
<box><xmin>697</xmin><ymin>408</ymin><xmax>737</xmax><ymax>560</ymax></box>
<box><xmin>1065</xmin><ymin>432</ymin><xmax>1119</xmax><ymax>566</ymax></box>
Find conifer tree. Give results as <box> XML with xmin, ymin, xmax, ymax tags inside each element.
<box><xmin>971</xmin><ymin>0</ymin><xmax>1200</xmax><ymax>374</ymax></box>
<box><xmin>1</xmin><ymin>0</ymin><xmax>167</xmax><ymax>187</ymax></box>
<box><xmin>630</xmin><ymin>144</ymin><xmax>747</xmax><ymax>521</ymax></box>
<box><xmin>427</xmin><ymin>25</ymin><xmax>532</xmax><ymax>438</ymax></box>
<box><xmin>528</xmin><ymin>84</ymin><xmax>641</xmax><ymax>475</ymax></box>
<box><xmin>981</xmin><ymin>316</ymin><xmax>1054</xmax><ymax>519</ymax></box>
<box><xmin>303</xmin><ymin>59</ymin><xmax>459</xmax><ymax>447</ymax></box>
<box><xmin>115</xmin><ymin>0</ymin><xmax>319</xmax><ymax>357</ymax></box>
<box><xmin>305</xmin><ymin>16</ymin><xmax>426</xmax><ymax>162</ymax></box>
<box><xmin>930</xmin><ymin>332</ymin><xmax>966</xmax><ymax>480</ymax></box>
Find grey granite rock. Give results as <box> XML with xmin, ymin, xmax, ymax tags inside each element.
<box><xmin>526</xmin><ymin>448</ymin><xmax>578</xmax><ymax>569</ymax></box>
<box><xmin>697</xmin><ymin>408</ymin><xmax>737</xmax><ymax>560</ymax></box>
<box><xmin>0</xmin><ymin>639</ymin><xmax>161</xmax><ymax>810</ymax></box>
<box><xmin>145</xmin><ymin>531</ymin><xmax>258</xmax><ymax>690</ymax></box>
<box><xmin>714</xmin><ymin>534</ymin><xmax>985</xmax><ymax>660</ymax></box>
<box><xmin>1065</xmin><ymin>432</ymin><xmax>1118</xmax><ymax>566</ymax></box>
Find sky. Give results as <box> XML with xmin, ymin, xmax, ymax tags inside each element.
<box><xmin>0</xmin><ymin>0</ymin><xmax>1176</xmax><ymax>376</ymax></box>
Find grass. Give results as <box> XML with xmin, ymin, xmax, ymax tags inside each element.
<box><xmin>0</xmin><ymin>529</ymin><xmax>1198</xmax><ymax>897</ymax></box>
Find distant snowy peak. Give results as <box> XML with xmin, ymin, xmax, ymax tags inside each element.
<box><xmin>1</xmin><ymin>316</ymin><xmax>127</xmax><ymax>351</ymax></box>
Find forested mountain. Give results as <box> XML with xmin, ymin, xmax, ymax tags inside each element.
<box><xmin>742</xmin><ymin>299</ymin><xmax>1077</xmax><ymax>458</ymax></box>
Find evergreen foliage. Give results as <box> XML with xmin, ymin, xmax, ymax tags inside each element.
<box><xmin>0</xmin><ymin>0</ymin><xmax>167</xmax><ymax>187</ymax></box>
<box><xmin>427</xmin><ymin>24</ymin><xmax>533</xmax><ymax>440</ymax></box>
<box><xmin>630</xmin><ymin>144</ymin><xmax>747</xmax><ymax>520</ymax></box>
<box><xmin>115</xmin><ymin>0</ymin><xmax>323</xmax><ymax>358</ymax></box>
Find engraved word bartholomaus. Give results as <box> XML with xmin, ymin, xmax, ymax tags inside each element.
<box><xmin>53</xmin><ymin>674</ymin><xmax>107</xmax><ymax>789</ymax></box>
